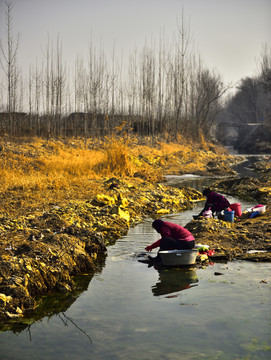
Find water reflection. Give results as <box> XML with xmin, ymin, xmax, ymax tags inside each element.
<box><xmin>0</xmin><ymin>277</ymin><xmax>93</xmax><ymax>333</ymax></box>
<box><xmin>151</xmin><ymin>268</ymin><xmax>198</xmax><ymax>298</ymax></box>
<box><xmin>58</xmin><ymin>312</ymin><xmax>92</xmax><ymax>344</ymax></box>
<box><xmin>0</xmin><ymin>254</ymin><xmax>106</xmax><ymax>333</ymax></box>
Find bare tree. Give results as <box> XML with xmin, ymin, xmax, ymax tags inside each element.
<box><xmin>173</xmin><ymin>9</ymin><xmax>193</xmax><ymax>136</ymax></box>
<box><xmin>42</xmin><ymin>35</ymin><xmax>52</xmax><ymax>137</ymax></box>
<box><xmin>87</xmin><ymin>42</ymin><xmax>107</xmax><ymax>136</ymax></box>
<box><xmin>0</xmin><ymin>0</ymin><xmax>20</xmax><ymax>134</ymax></box>
<box><xmin>140</xmin><ymin>43</ymin><xmax>156</xmax><ymax>136</ymax></box>
<box><xmin>73</xmin><ymin>55</ymin><xmax>87</xmax><ymax>136</ymax></box>
<box><xmin>54</xmin><ymin>35</ymin><xmax>66</xmax><ymax>136</ymax></box>
<box><xmin>192</xmin><ymin>67</ymin><xmax>227</xmax><ymax>139</ymax></box>
<box><xmin>127</xmin><ymin>46</ymin><xmax>141</xmax><ymax>119</ymax></box>
<box><xmin>156</xmin><ymin>30</ymin><xmax>169</xmax><ymax>134</ymax></box>
<box><xmin>110</xmin><ymin>42</ymin><xmax>117</xmax><ymax>118</ymax></box>
<box><xmin>34</xmin><ymin>61</ymin><xmax>42</xmax><ymax>135</ymax></box>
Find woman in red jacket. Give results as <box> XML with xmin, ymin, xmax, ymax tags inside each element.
<box><xmin>145</xmin><ymin>219</ymin><xmax>195</xmax><ymax>254</ymax></box>
<box><xmin>194</xmin><ymin>188</ymin><xmax>230</xmax><ymax>219</ymax></box>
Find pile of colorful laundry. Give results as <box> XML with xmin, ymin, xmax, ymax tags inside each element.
<box><xmin>195</xmin><ymin>244</ymin><xmax>215</xmax><ymax>262</ymax></box>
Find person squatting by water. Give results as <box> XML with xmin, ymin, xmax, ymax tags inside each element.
<box><xmin>145</xmin><ymin>219</ymin><xmax>195</xmax><ymax>263</ymax></box>
<box><xmin>194</xmin><ymin>188</ymin><xmax>230</xmax><ymax>219</ymax></box>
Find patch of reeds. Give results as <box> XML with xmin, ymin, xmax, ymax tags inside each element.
<box><xmin>94</xmin><ymin>135</ymin><xmax>133</xmax><ymax>177</ymax></box>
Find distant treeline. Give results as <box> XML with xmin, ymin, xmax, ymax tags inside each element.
<box><xmin>0</xmin><ymin>3</ymin><xmax>229</xmax><ymax>141</ymax></box>
<box><xmin>0</xmin><ymin>112</ymin><xmax>166</xmax><ymax>138</ymax></box>
<box><xmin>0</xmin><ymin>2</ymin><xmax>270</xmax><ymax>144</ymax></box>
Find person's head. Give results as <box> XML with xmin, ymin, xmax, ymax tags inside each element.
<box><xmin>152</xmin><ymin>219</ymin><xmax>164</xmax><ymax>233</ymax></box>
<box><xmin>202</xmin><ymin>188</ymin><xmax>211</xmax><ymax>197</ymax></box>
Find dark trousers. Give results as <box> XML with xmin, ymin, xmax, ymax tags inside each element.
<box><xmin>159</xmin><ymin>237</ymin><xmax>195</xmax><ymax>251</ymax></box>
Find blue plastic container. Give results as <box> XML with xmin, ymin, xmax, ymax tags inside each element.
<box><xmin>224</xmin><ymin>210</ymin><xmax>235</xmax><ymax>222</ymax></box>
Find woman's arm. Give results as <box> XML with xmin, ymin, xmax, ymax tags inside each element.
<box><xmin>145</xmin><ymin>239</ymin><xmax>161</xmax><ymax>251</ymax></box>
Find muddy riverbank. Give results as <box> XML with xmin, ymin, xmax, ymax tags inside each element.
<box><xmin>185</xmin><ymin>157</ymin><xmax>271</xmax><ymax>262</ymax></box>
<box><xmin>0</xmin><ymin>140</ymin><xmax>270</xmax><ymax>323</ymax></box>
<box><xmin>0</xmin><ymin>178</ymin><xmax>204</xmax><ymax>322</ymax></box>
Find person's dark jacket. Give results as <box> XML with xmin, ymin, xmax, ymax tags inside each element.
<box><xmin>205</xmin><ymin>191</ymin><xmax>230</xmax><ymax>212</ymax></box>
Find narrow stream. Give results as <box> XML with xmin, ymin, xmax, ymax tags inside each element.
<box><xmin>0</xmin><ymin>161</ymin><xmax>270</xmax><ymax>360</ymax></box>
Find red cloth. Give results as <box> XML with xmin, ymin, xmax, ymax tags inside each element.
<box><xmin>148</xmin><ymin>221</ymin><xmax>194</xmax><ymax>250</ymax></box>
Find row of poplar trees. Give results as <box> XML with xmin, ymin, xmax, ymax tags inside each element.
<box><xmin>0</xmin><ymin>1</ymin><xmax>238</xmax><ymax>141</ymax></box>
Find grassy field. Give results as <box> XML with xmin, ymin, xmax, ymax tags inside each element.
<box><xmin>0</xmin><ymin>134</ymin><xmax>231</xmax><ymax>217</ymax></box>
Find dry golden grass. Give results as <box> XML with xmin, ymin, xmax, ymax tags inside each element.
<box><xmin>0</xmin><ymin>135</ymin><xmax>230</xmax><ymax>216</ymax></box>
<box><xmin>94</xmin><ymin>136</ymin><xmax>134</xmax><ymax>176</ymax></box>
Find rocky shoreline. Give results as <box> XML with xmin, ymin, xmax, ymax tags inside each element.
<box><xmin>0</xmin><ymin>151</ymin><xmax>270</xmax><ymax>325</ymax></box>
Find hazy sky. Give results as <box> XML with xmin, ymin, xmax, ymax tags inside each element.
<box><xmin>0</xmin><ymin>0</ymin><xmax>270</xmax><ymax>86</ymax></box>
